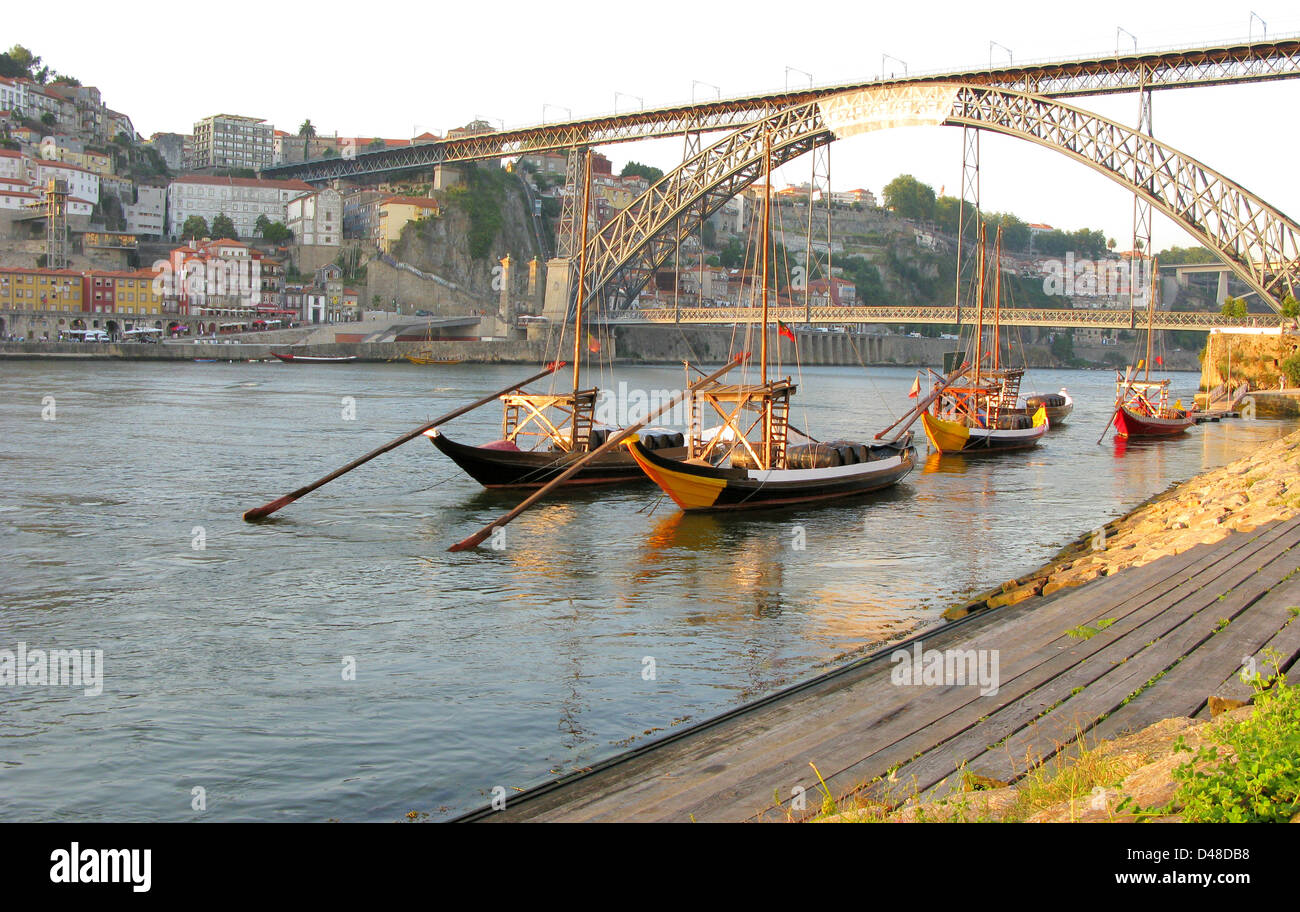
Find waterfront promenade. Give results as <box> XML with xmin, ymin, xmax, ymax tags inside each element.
<box><xmin>462</xmin><ymin>486</ymin><xmax>1300</xmax><ymax>823</ymax></box>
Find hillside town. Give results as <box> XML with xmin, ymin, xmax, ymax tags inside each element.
<box><xmin>0</xmin><ymin>44</ymin><xmax>1240</xmax><ymax>350</ymax></box>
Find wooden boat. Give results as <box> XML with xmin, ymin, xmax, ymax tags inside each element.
<box><xmin>1113</xmin><ymin>378</ymin><xmax>1194</xmax><ymax>438</ymax></box>
<box><xmin>921</xmin><ymin>225</ymin><xmax>1048</xmax><ymax>454</ymax></box>
<box><xmin>270</xmin><ymin>352</ymin><xmax>358</xmax><ymax>363</ymax></box>
<box><xmin>626</xmin><ymin>130</ymin><xmax>917</xmax><ymax>512</ymax></box>
<box><xmin>430</xmin><ymin>149</ymin><xmax>676</xmax><ymax>489</ymax></box>
<box><xmin>1021</xmin><ymin>389</ymin><xmax>1073</xmax><ymax>425</ymax></box>
<box><xmin>1108</xmin><ymin>257</ymin><xmax>1194</xmax><ymax>440</ymax></box>
<box><xmin>405</xmin><ymin>354</ymin><xmax>463</xmax><ymax>365</ymax></box>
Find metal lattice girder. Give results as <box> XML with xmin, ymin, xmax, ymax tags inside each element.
<box><xmin>597</xmin><ymin>304</ymin><xmax>1281</xmax><ymax>330</ymax></box>
<box><xmin>555</xmin><ymin>148</ymin><xmax>585</xmax><ymax>259</ymax></box>
<box><xmin>575</xmin><ymin>101</ymin><xmax>833</xmax><ymax>315</ymax></box>
<box><xmin>263</xmin><ymin>37</ymin><xmax>1300</xmax><ymax>183</ymax></box>
<box><xmin>941</xmin><ymin>84</ymin><xmax>1300</xmax><ymax>310</ymax></box>
<box><xmin>583</xmin><ymin>83</ymin><xmax>1299</xmax><ymax>316</ymax></box>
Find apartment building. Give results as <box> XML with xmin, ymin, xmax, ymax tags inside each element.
<box><xmin>191</xmin><ymin>114</ymin><xmax>275</xmax><ymax>171</ymax></box>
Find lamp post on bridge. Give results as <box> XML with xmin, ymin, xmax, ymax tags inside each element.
<box><xmin>691</xmin><ymin>80</ymin><xmax>721</xmax><ymax>104</ymax></box>
<box><xmin>989</xmin><ymin>41</ymin><xmax>1012</xmax><ymax>67</ymax></box>
<box><xmin>1249</xmin><ymin>11</ymin><xmax>1267</xmax><ymax>42</ymax></box>
<box><xmin>541</xmin><ymin>104</ymin><xmax>571</xmax><ymax>124</ymax></box>
<box><xmin>881</xmin><ymin>54</ymin><xmax>908</xmax><ymax>78</ymax></box>
<box><xmin>1116</xmin><ymin>27</ymin><xmax>1138</xmax><ymax>55</ymax></box>
<box><xmin>784</xmin><ymin>66</ymin><xmax>813</xmax><ymax>91</ymax></box>
<box><xmin>614</xmin><ymin>92</ymin><xmax>644</xmax><ymax>114</ymax></box>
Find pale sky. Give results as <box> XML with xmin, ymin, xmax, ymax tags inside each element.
<box><xmin>13</xmin><ymin>0</ymin><xmax>1300</xmax><ymax>250</ymax></box>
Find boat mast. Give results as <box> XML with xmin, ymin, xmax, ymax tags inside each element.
<box><xmin>760</xmin><ymin>129</ymin><xmax>772</xmax><ymax>386</ymax></box>
<box><xmin>973</xmin><ymin>222</ymin><xmax>986</xmax><ymax>388</ymax></box>
<box><xmin>572</xmin><ymin>149</ymin><xmax>593</xmax><ymax>402</ymax></box>
<box><xmin>992</xmin><ymin>225</ymin><xmax>1002</xmax><ymax>371</ymax></box>
<box><xmin>1144</xmin><ymin>255</ymin><xmax>1158</xmax><ymax>382</ymax></box>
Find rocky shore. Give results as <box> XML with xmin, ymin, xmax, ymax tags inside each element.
<box><xmin>943</xmin><ymin>427</ymin><xmax>1300</xmax><ymax>621</ymax></box>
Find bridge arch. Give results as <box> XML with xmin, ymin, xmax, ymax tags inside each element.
<box><xmin>579</xmin><ymin>83</ymin><xmax>1299</xmax><ymax>314</ymax></box>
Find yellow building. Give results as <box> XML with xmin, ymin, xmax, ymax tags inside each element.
<box><xmin>377</xmin><ymin>196</ymin><xmax>439</xmax><ymax>252</ymax></box>
<box><xmin>0</xmin><ymin>267</ymin><xmax>84</xmax><ymax>312</ymax></box>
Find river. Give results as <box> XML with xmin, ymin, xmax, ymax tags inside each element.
<box><xmin>0</xmin><ymin>359</ymin><xmax>1292</xmax><ymax>821</ymax></box>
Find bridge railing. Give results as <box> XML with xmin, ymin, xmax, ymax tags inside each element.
<box><xmin>595</xmin><ymin>305</ymin><xmax>1284</xmax><ymax>330</ymax></box>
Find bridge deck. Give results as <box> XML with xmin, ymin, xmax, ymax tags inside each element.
<box><xmin>463</xmin><ymin>515</ymin><xmax>1300</xmax><ymax>822</ymax></box>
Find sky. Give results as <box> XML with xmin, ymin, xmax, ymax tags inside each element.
<box><xmin>11</xmin><ymin>0</ymin><xmax>1300</xmax><ymax>251</ymax></box>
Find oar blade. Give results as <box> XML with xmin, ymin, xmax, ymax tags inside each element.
<box><xmin>243</xmin><ymin>495</ymin><xmax>296</xmax><ymax>522</ymax></box>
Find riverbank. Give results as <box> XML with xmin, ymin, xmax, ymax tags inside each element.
<box><xmin>821</xmin><ymin>427</ymin><xmax>1300</xmax><ymax>824</ymax></box>
<box><xmin>942</xmin><ymin>426</ymin><xmax>1300</xmax><ymax>622</ymax></box>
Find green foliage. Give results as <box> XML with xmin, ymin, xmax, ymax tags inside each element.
<box><xmin>700</xmin><ymin>219</ymin><xmax>717</xmax><ymax>250</ymax></box>
<box><xmin>883</xmin><ymin>174</ymin><xmax>936</xmax><ymax>222</ymax></box>
<box><xmin>446</xmin><ymin>164</ymin><xmax>508</xmax><ymax>259</ymax></box>
<box><xmin>1155</xmin><ymin>244</ymin><xmax>1219</xmax><ymax>266</ymax></box>
<box><xmin>1280</xmin><ymin>352</ymin><xmax>1300</xmax><ymax>387</ymax></box>
<box><xmin>210</xmin><ymin>212</ymin><xmax>237</xmax><ymax>240</ymax></box>
<box><xmin>181</xmin><ymin>215</ymin><xmax>209</xmax><ymax>240</ymax></box>
<box><xmin>1281</xmin><ymin>294</ymin><xmax>1299</xmax><ymax>319</ymax></box>
<box><xmin>1220</xmin><ymin>296</ymin><xmax>1249</xmax><ymax>319</ymax></box>
<box><xmin>298</xmin><ymin>119</ymin><xmax>316</xmax><ymax>139</ymax></box>
<box><xmin>1065</xmin><ymin>617</ymin><xmax>1115</xmax><ymax>640</ymax></box>
<box><xmin>838</xmin><ymin>255</ymin><xmax>884</xmax><ymax>304</ymax></box>
<box><xmin>620</xmin><ymin>161</ymin><xmax>664</xmax><ymax>184</ymax></box>
<box><xmin>40</xmin><ymin>112</ymin><xmax>55</xmax><ymax>126</ymax></box>
<box><xmin>261</xmin><ymin>221</ymin><xmax>291</xmax><ymax>244</ymax></box>
<box><xmin>1172</xmin><ymin>666</ymin><xmax>1300</xmax><ymax>822</ymax></box>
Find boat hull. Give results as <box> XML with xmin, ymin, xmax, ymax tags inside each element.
<box><xmin>1114</xmin><ymin>405</ymin><xmax>1194</xmax><ymax>438</ymax></box>
<box><xmin>921</xmin><ymin>410</ymin><xmax>1048</xmax><ymax>454</ymax></box>
<box><xmin>626</xmin><ymin>438</ymin><xmax>916</xmax><ymax>512</ymax></box>
<box><xmin>270</xmin><ymin>352</ymin><xmax>357</xmax><ymax>363</ymax></box>
<box><xmin>429</xmin><ymin>430</ymin><xmax>683</xmax><ymax>488</ymax></box>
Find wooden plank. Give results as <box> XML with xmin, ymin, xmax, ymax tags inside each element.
<box><xmin>1197</xmin><ymin>608</ymin><xmax>1300</xmax><ymax>715</ymax></box>
<box><xmin>954</xmin><ymin>535</ymin><xmax>1300</xmax><ymax>789</ymax></box>
<box><xmin>828</xmin><ymin>525</ymin><xmax>1300</xmax><ymax>810</ymax></box>
<box><xmin>1099</xmin><ymin>572</ymin><xmax>1300</xmax><ymax>731</ymax></box>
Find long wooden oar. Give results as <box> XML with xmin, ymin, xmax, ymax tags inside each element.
<box><xmin>448</xmin><ymin>354</ymin><xmax>748</xmax><ymax>552</ymax></box>
<box><xmin>242</xmin><ymin>362</ymin><xmax>566</xmax><ymax>522</ymax></box>
<box><xmin>875</xmin><ymin>363</ymin><xmax>969</xmax><ymax>442</ymax></box>
<box><xmin>1097</xmin><ymin>366</ymin><xmax>1133</xmax><ymax>445</ymax></box>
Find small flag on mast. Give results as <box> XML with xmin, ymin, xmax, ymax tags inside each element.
<box><xmin>777</xmin><ymin>320</ymin><xmax>795</xmax><ymax>342</ymax></box>
<box><xmin>588</xmin><ymin>332</ymin><xmax>601</xmax><ymax>354</ymax></box>
<box><xmin>908</xmin><ymin>374</ymin><xmax>921</xmax><ymax>398</ymax></box>
<box><xmin>1155</xmin><ymin>355</ymin><xmax>1163</xmax><ymax>366</ymax></box>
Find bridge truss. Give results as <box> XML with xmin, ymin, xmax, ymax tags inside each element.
<box><xmin>575</xmin><ymin>82</ymin><xmax>1300</xmax><ymax>318</ymax></box>
<box><xmin>263</xmin><ymin>38</ymin><xmax>1300</xmax><ymax>183</ymax></box>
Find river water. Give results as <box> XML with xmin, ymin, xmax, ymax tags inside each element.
<box><xmin>0</xmin><ymin>358</ymin><xmax>1293</xmax><ymax>821</ymax></box>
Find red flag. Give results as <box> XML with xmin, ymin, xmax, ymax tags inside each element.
<box><xmin>777</xmin><ymin>320</ymin><xmax>795</xmax><ymax>342</ymax></box>
<box><xmin>1155</xmin><ymin>355</ymin><xmax>1163</xmax><ymax>366</ymax></box>
<box><xmin>908</xmin><ymin>375</ymin><xmax>921</xmax><ymax>398</ymax></box>
<box><xmin>587</xmin><ymin>332</ymin><xmax>601</xmax><ymax>354</ymax></box>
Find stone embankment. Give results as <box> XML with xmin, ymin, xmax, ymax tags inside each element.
<box><xmin>943</xmin><ymin>428</ymin><xmax>1300</xmax><ymax>622</ymax></box>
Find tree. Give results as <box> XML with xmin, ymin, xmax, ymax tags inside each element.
<box><xmin>298</xmin><ymin>119</ymin><xmax>316</xmax><ymax>159</ymax></box>
<box><xmin>1220</xmin><ymin>296</ymin><xmax>1249</xmax><ymax>320</ymax></box>
<box><xmin>181</xmin><ymin>215</ymin><xmax>209</xmax><ymax>240</ymax></box>
<box><xmin>620</xmin><ymin>161</ymin><xmax>664</xmax><ymax>184</ymax></box>
<box><xmin>40</xmin><ymin>113</ymin><xmax>55</xmax><ymax>126</ymax></box>
<box><xmin>1281</xmin><ymin>294</ymin><xmax>1299</xmax><ymax>319</ymax></box>
<box><xmin>211</xmin><ymin>212</ymin><xmax>237</xmax><ymax>240</ymax></box>
<box><xmin>254</xmin><ymin>214</ymin><xmax>271</xmax><ymax>237</ymax></box>
<box><xmin>882</xmin><ymin>174</ymin><xmax>936</xmax><ymax>223</ymax></box>
<box><xmin>262</xmin><ymin>222</ymin><xmax>291</xmax><ymax>244</ymax></box>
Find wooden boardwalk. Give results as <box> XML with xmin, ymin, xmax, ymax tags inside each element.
<box><xmin>462</xmin><ymin>516</ymin><xmax>1300</xmax><ymax>822</ymax></box>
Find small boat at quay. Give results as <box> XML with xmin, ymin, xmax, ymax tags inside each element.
<box><xmin>270</xmin><ymin>352</ymin><xmax>358</xmax><ymax>363</ymax></box>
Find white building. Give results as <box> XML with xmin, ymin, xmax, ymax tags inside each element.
<box><xmin>285</xmin><ymin>188</ymin><xmax>342</xmax><ymax>246</ymax></box>
<box><xmin>191</xmin><ymin>114</ymin><xmax>274</xmax><ymax>171</ymax></box>
<box><xmin>165</xmin><ymin>175</ymin><xmax>314</xmax><ymax>239</ymax></box>
<box><xmin>124</xmin><ymin>185</ymin><xmax>166</xmax><ymax>237</ymax></box>
<box><xmin>32</xmin><ymin>160</ymin><xmax>99</xmax><ymax>206</ymax></box>
<box><xmin>0</xmin><ymin>149</ymin><xmax>26</xmax><ymax>182</ymax></box>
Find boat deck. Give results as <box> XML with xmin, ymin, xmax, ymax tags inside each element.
<box><xmin>458</xmin><ymin>515</ymin><xmax>1300</xmax><ymax>822</ymax></box>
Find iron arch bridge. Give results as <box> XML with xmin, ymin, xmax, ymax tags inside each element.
<box><xmin>574</xmin><ymin>82</ymin><xmax>1300</xmax><ymax>320</ymax></box>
